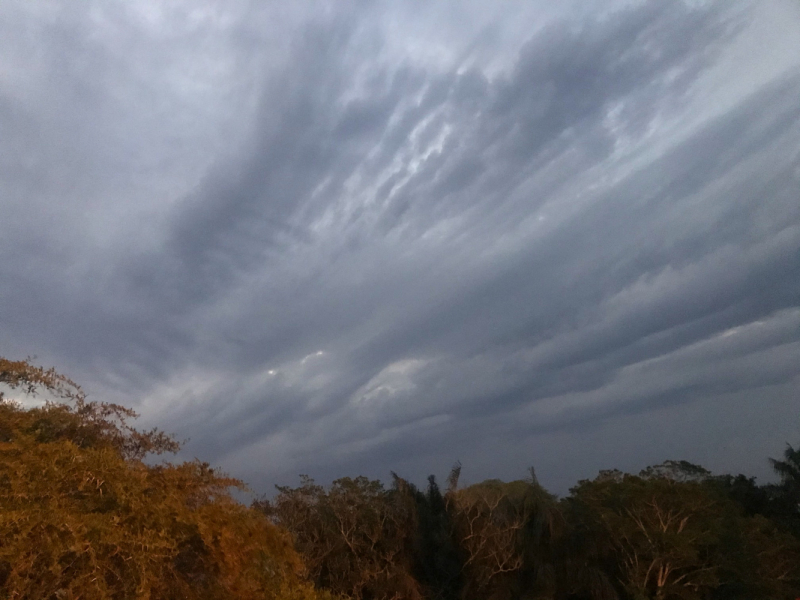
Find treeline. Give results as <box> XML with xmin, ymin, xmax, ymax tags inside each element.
<box><xmin>1</xmin><ymin>356</ymin><xmax>799</xmax><ymax>600</ymax></box>
<box><xmin>256</xmin><ymin>458</ymin><xmax>800</xmax><ymax>600</ymax></box>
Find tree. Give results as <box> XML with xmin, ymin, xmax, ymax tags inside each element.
<box><xmin>570</xmin><ymin>474</ymin><xmax>730</xmax><ymax>599</ymax></box>
<box><xmin>391</xmin><ymin>474</ymin><xmax>462</xmax><ymax>600</ymax></box>
<box><xmin>259</xmin><ymin>475</ymin><xmax>421</xmax><ymax>600</ymax></box>
<box><xmin>770</xmin><ymin>444</ymin><xmax>800</xmax><ymax>492</ymax></box>
<box><xmin>769</xmin><ymin>443</ymin><xmax>800</xmax><ymax>521</ymax></box>
<box><xmin>0</xmin><ymin>356</ymin><xmax>329</xmax><ymax>600</ymax></box>
<box><xmin>567</xmin><ymin>468</ymin><xmax>800</xmax><ymax>600</ymax></box>
<box><xmin>444</xmin><ymin>466</ymin><xmax>566</xmax><ymax>600</ymax></box>
<box><xmin>638</xmin><ymin>461</ymin><xmax>712</xmax><ymax>484</ymax></box>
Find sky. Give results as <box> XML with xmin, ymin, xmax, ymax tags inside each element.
<box><xmin>1</xmin><ymin>0</ymin><xmax>799</xmax><ymax>495</ymax></box>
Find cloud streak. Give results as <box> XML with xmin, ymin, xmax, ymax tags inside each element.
<box><xmin>1</xmin><ymin>0</ymin><xmax>799</xmax><ymax>493</ymax></box>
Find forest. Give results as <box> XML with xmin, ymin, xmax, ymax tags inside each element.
<box><xmin>1</xmin><ymin>355</ymin><xmax>799</xmax><ymax>600</ymax></box>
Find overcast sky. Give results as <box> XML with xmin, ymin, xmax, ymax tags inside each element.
<box><xmin>1</xmin><ymin>0</ymin><xmax>799</xmax><ymax>495</ymax></box>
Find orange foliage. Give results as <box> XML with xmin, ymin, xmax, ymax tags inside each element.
<box><xmin>0</xmin><ymin>357</ymin><xmax>332</xmax><ymax>600</ymax></box>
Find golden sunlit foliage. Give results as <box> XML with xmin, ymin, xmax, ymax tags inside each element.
<box><xmin>0</xmin><ymin>357</ymin><xmax>332</xmax><ymax>600</ymax></box>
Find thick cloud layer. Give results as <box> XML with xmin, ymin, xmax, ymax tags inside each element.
<box><xmin>1</xmin><ymin>0</ymin><xmax>799</xmax><ymax>493</ymax></box>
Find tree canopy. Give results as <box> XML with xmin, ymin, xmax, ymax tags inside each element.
<box><xmin>2</xmin><ymin>355</ymin><xmax>799</xmax><ymax>600</ymax></box>
<box><xmin>0</xmin><ymin>356</ymin><xmax>331</xmax><ymax>600</ymax></box>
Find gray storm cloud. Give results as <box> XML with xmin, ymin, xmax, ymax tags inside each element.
<box><xmin>0</xmin><ymin>0</ymin><xmax>798</xmax><ymax>493</ymax></box>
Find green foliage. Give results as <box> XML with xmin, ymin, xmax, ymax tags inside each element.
<box><xmin>446</xmin><ymin>475</ymin><xmax>560</xmax><ymax>600</ymax></box>
<box><xmin>257</xmin><ymin>455</ymin><xmax>800</xmax><ymax>600</ymax></box>
<box><xmin>769</xmin><ymin>444</ymin><xmax>800</xmax><ymax>525</ymax></box>
<box><xmin>567</xmin><ymin>471</ymin><xmax>800</xmax><ymax>600</ymax></box>
<box><xmin>770</xmin><ymin>444</ymin><xmax>800</xmax><ymax>489</ymax></box>
<box><xmin>258</xmin><ymin>475</ymin><xmax>421</xmax><ymax>600</ymax></box>
<box><xmin>638</xmin><ymin>461</ymin><xmax>712</xmax><ymax>483</ymax></box>
<box><xmin>392</xmin><ymin>474</ymin><xmax>462</xmax><ymax>600</ymax></box>
<box><xmin>569</xmin><ymin>475</ymin><xmax>733</xmax><ymax>598</ymax></box>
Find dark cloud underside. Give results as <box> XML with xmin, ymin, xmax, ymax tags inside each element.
<box><xmin>1</xmin><ymin>0</ymin><xmax>798</xmax><ymax>493</ymax></box>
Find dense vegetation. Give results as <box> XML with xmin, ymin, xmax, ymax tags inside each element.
<box><xmin>2</xmin><ymin>357</ymin><xmax>799</xmax><ymax>599</ymax></box>
<box><xmin>0</xmin><ymin>357</ymin><xmax>330</xmax><ymax>600</ymax></box>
